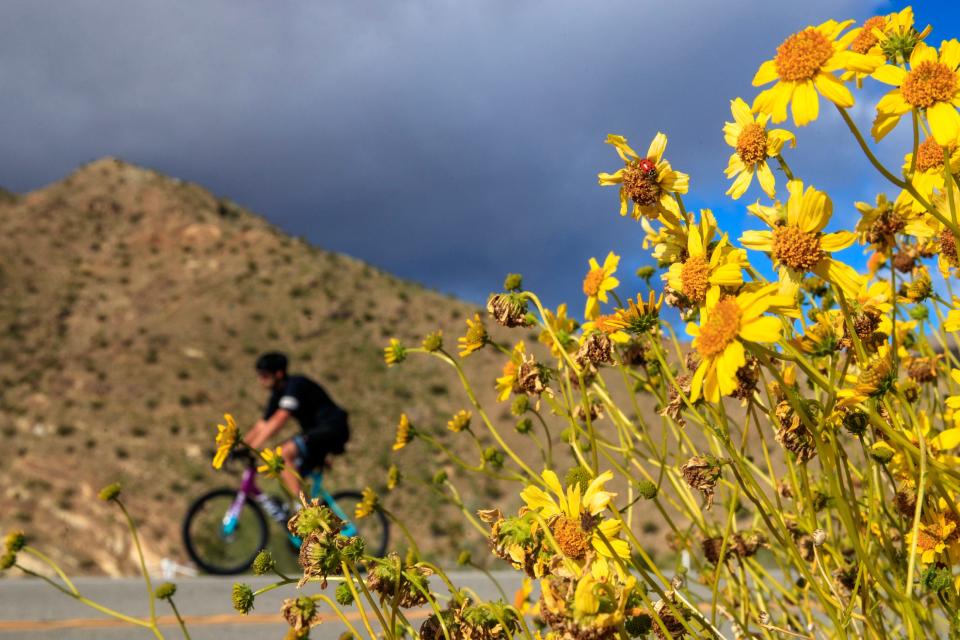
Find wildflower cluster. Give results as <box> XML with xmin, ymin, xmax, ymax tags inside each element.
<box><xmin>385</xmin><ymin>6</ymin><xmax>960</xmax><ymax>637</ymax></box>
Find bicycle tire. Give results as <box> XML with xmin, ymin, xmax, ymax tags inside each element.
<box><xmin>182</xmin><ymin>488</ymin><xmax>269</xmax><ymax>575</ymax></box>
<box><xmin>331</xmin><ymin>490</ymin><xmax>390</xmax><ymax>558</ymax></box>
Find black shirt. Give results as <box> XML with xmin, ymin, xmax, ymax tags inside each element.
<box><xmin>263</xmin><ymin>375</ymin><xmax>347</xmax><ymax>432</ymax></box>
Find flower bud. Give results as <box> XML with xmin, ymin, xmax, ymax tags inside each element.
<box><xmin>457</xmin><ymin>550</ymin><xmax>472</xmax><ymax>566</ymax></box>
<box><xmin>232</xmin><ymin>583</ymin><xmax>255</xmax><ymax>614</ymax></box>
<box><xmin>510</xmin><ymin>396</ymin><xmax>530</xmax><ymax>416</ymax></box>
<box><xmin>98</xmin><ymin>482</ymin><xmax>122</xmax><ymax>502</ymax></box>
<box><xmin>432</xmin><ymin>469</ymin><xmax>448</xmax><ymax>485</ymax></box>
<box><xmin>4</xmin><ymin>530</ymin><xmax>26</xmax><ymax>553</ymax></box>
<box><xmin>252</xmin><ymin>550</ymin><xmax>275</xmax><ymax>576</ymax></box>
<box><xmin>635</xmin><ymin>265</ymin><xmax>656</xmax><ymax>283</ymax></box>
<box><xmin>1</xmin><ymin>552</ymin><xmax>15</xmax><ymax>570</ymax></box>
<box><xmin>503</xmin><ymin>273</ymin><xmax>523</xmax><ymax>291</ymax></box>
<box><xmin>870</xmin><ymin>441</ymin><xmax>895</xmax><ymax>464</ymax></box>
<box><xmin>154</xmin><ymin>582</ymin><xmax>177</xmax><ymax>600</ymax></box>
<box><xmin>383</xmin><ymin>338</ymin><xmax>406</xmax><ymax>366</ymax></box>
<box><xmin>335</xmin><ymin>582</ymin><xmax>355</xmax><ymax>606</ymax></box>
<box><xmin>421</xmin><ymin>331</ymin><xmax>443</xmax><ymax>353</ymax></box>
<box><xmin>637</xmin><ymin>480</ymin><xmax>659</xmax><ymax>500</ymax></box>
<box><xmin>482</xmin><ymin>447</ymin><xmax>504</xmax><ymax>469</ymax></box>
<box><xmin>565</xmin><ymin>466</ymin><xmax>592</xmax><ymax>493</ymax></box>
<box><xmin>514</xmin><ymin>417</ymin><xmax>532</xmax><ymax>434</ymax></box>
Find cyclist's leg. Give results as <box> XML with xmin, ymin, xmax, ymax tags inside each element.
<box><xmin>280</xmin><ymin>437</ymin><xmax>304</xmax><ymax>498</ymax></box>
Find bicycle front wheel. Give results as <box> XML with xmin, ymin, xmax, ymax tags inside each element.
<box><xmin>182</xmin><ymin>488</ymin><xmax>269</xmax><ymax>575</ymax></box>
<box><xmin>331</xmin><ymin>490</ymin><xmax>390</xmax><ymax>558</ymax></box>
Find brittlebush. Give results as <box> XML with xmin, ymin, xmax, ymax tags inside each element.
<box><xmin>9</xmin><ymin>6</ymin><xmax>960</xmax><ymax>640</ymax></box>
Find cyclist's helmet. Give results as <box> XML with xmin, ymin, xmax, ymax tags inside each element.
<box><xmin>255</xmin><ymin>352</ymin><xmax>288</xmax><ymax>374</ymax></box>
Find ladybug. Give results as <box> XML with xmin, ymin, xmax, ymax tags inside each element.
<box><xmin>638</xmin><ymin>158</ymin><xmax>657</xmax><ymax>176</ymax></box>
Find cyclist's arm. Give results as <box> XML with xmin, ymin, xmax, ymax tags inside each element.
<box><xmin>244</xmin><ymin>409</ymin><xmax>291</xmax><ymax>449</ymax></box>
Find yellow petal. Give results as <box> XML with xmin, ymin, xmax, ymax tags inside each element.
<box><xmin>820</xmin><ymin>230</ymin><xmax>857</xmax><ymax>252</ymax></box>
<box><xmin>756</xmin><ymin>161</ymin><xmax>776</xmax><ymax>198</ymax></box>
<box><xmin>910</xmin><ymin>41</ymin><xmax>937</xmax><ymax>67</ymax></box>
<box><xmin>931</xmin><ymin>428</ymin><xmax>960</xmax><ymax>452</ymax></box>
<box><xmin>709</xmin><ymin>262</ymin><xmax>744</xmax><ymax>287</ymax></box>
<box><xmin>752</xmin><ymin>59</ymin><xmax>778</xmax><ymax>86</ymax></box>
<box><xmin>941</xmin><ymin>39</ymin><xmax>960</xmax><ymax>71</ymax></box>
<box><xmin>814</xmin><ymin>72</ymin><xmax>854</xmax><ymax>108</ymax></box>
<box><xmin>647</xmin><ymin>132</ymin><xmax>667</xmax><ymax>163</ymax></box>
<box><xmin>872</xmin><ymin>64</ymin><xmax>908</xmax><ymax>86</ymax></box>
<box><xmin>739</xmin><ymin>229</ymin><xmax>774</xmax><ymax>251</ymax></box>
<box><xmin>598</xmin><ymin>169</ymin><xmax>624</xmax><ymax>185</ymax></box>
<box><xmin>738</xmin><ymin>315</ymin><xmax>781</xmax><ymax>343</ymax></box>
<box><xmin>754</xmin><ymin>82</ymin><xmax>792</xmax><ymax>124</ymax></box>
<box><xmin>730</xmin><ymin>97</ymin><xmax>754</xmax><ymax>126</ymax></box>
<box><xmin>791</xmin><ymin>80</ymin><xmax>819</xmax><ymax>127</ymax></box>
<box><xmin>928</xmin><ymin>101</ymin><xmax>960</xmax><ymax>146</ymax></box>
<box><xmin>726</xmin><ymin>166</ymin><xmax>753</xmax><ymax>200</ymax></box>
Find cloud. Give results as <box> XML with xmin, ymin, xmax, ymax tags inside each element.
<box><xmin>0</xmin><ymin>0</ymin><xmax>924</xmax><ymax>310</ymax></box>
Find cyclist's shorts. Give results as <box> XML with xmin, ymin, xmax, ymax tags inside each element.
<box><xmin>290</xmin><ymin>419</ymin><xmax>349</xmax><ymax>473</ymax></box>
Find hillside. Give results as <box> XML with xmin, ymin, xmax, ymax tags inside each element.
<box><xmin>0</xmin><ymin>158</ymin><xmax>537</xmax><ymax>574</ymax></box>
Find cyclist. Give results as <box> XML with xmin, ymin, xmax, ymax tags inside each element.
<box><xmin>243</xmin><ymin>352</ymin><xmax>349</xmax><ymax>498</ymax></box>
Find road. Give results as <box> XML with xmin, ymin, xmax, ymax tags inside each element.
<box><xmin>0</xmin><ymin>571</ymin><xmax>525</xmax><ymax>639</ymax></box>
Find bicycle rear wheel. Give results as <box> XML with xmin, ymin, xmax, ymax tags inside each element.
<box><xmin>331</xmin><ymin>490</ymin><xmax>390</xmax><ymax>558</ymax></box>
<box><xmin>182</xmin><ymin>488</ymin><xmax>268</xmax><ymax>575</ymax></box>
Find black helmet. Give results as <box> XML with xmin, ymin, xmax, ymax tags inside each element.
<box><xmin>255</xmin><ymin>352</ymin><xmax>288</xmax><ymax>374</ymax></box>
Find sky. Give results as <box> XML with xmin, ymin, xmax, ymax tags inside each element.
<box><xmin>1</xmin><ymin>0</ymin><xmax>959</xmax><ymax>313</ymax></box>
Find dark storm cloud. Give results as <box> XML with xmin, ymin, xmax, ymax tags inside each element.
<box><xmin>0</xmin><ymin>0</ymin><xmax>897</xmax><ymax>307</ymax></box>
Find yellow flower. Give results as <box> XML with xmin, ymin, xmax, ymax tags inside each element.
<box><xmin>844</xmin><ymin>9</ymin><xmax>928</xmax><ymax>81</ymax></box>
<box><xmin>909</xmin><ymin>506</ymin><xmax>957</xmax><ymax>565</ymax></box>
<box><xmin>723</xmin><ymin>98</ymin><xmax>795</xmax><ymax>199</ymax></box>
<box><xmin>687</xmin><ymin>284</ymin><xmax>786</xmax><ymax>403</ymax></box>
<box><xmin>872</xmin><ymin>40</ymin><xmax>960</xmax><ymax>145</ymax></box>
<box><xmin>582</xmin><ymin>252</ymin><xmax>620</xmax><ymax>320</ymax></box>
<box><xmin>447</xmin><ymin>409</ymin><xmax>472</xmax><ymax>433</ymax></box>
<box><xmin>854</xmin><ymin>193</ymin><xmax>920</xmax><ymax>254</ymax></box>
<box><xmin>602</xmin><ymin>292</ymin><xmax>662</xmax><ymax>337</ymax></box>
<box><xmin>642</xmin><ymin>209</ymin><xmax>691</xmax><ymax>265</ymax></box>
<box><xmin>837</xmin><ymin>345</ymin><xmax>896</xmax><ymax>406</ymax></box>
<box><xmin>598</xmin><ymin>133</ymin><xmax>689</xmax><ymax>221</ymax></box>
<box><xmin>495</xmin><ymin>342</ymin><xmax>526</xmax><ymax>402</ymax></box>
<box><xmin>740</xmin><ymin>180</ymin><xmax>863</xmax><ymax>298</ymax></box>
<box><xmin>383</xmin><ymin>338</ymin><xmax>406</xmax><ymax>366</ymax></box>
<box><xmin>752</xmin><ymin>20</ymin><xmax>883</xmax><ymax>126</ymax></box>
<box><xmin>212</xmin><ymin>414</ymin><xmax>239</xmax><ymax>470</ymax></box>
<box><xmin>538</xmin><ymin>303</ymin><xmax>578</xmax><ymax>358</ymax></box>
<box><xmin>665</xmin><ymin>212</ymin><xmax>746</xmax><ymax>306</ymax></box>
<box><xmin>896</xmin><ymin>138</ymin><xmax>960</xmax><ymax>214</ymax></box>
<box><xmin>256</xmin><ymin>446</ymin><xmax>284</xmax><ymax>478</ymax></box>
<box><xmin>393</xmin><ymin>413</ymin><xmax>413</xmax><ymax>451</ymax></box>
<box><xmin>520</xmin><ymin>469</ymin><xmax>629</xmax><ymax>561</ymax></box>
<box><xmin>355</xmin><ymin>486</ymin><xmax>379</xmax><ymax>519</ymax></box>
<box><xmin>457</xmin><ymin>313</ymin><xmax>488</xmax><ymax>357</ymax></box>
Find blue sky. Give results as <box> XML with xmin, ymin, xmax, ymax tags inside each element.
<box><xmin>1</xmin><ymin>0</ymin><xmax>958</xmax><ymax>314</ymax></box>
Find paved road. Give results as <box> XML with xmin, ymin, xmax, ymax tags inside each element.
<box><xmin>0</xmin><ymin>572</ymin><xmax>525</xmax><ymax>639</ymax></box>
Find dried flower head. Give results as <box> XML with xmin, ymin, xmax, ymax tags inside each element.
<box><xmin>680</xmin><ymin>455</ymin><xmax>722</xmax><ymax>510</ymax></box>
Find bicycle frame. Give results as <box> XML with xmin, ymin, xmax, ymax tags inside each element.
<box><xmin>221</xmin><ymin>466</ymin><xmax>358</xmax><ymax>541</ymax></box>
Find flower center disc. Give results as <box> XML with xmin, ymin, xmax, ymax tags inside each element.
<box><xmin>696</xmin><ymin>297</ymin><xmax>742</xmax><ymax>359</ymax></box>
<box><xmin>583</xmin><ymin>268</ymin><xmax>605</xmax><ymax>296</ymax></box>
<box><xmin>551</xmin><ymin>516</ymin><xmax>591</xmax><ymax>560</ymax></box>
<box><xmin>774</xmin><ymin>28</ymin><xmax>834</xmax><ymax>82</ymax></box>
<box><xmin>680</xmin><ymin>255</ymin><xmax>711</xmax><ymax>303</ymax></box>
<box><xmin>850</xmin><ymin>16</ymin><xmax>885</xmax><ymax>54</ymax></box>
<box><xmin>901</xmin><ymin>61</ymin><xmax>958</xmax><ymax>108</ymax></box>
<box><xmin>621</xmin><ymin>159</ymin><xmax>661</xmax><ymax>206</ymax></box>
<box><xmin>736</xmin><ymin>123</ymin><xmax>769</xmax><ymax>166</ymax></box>
<box><xmin>916</xmin><ymin>137</ymin><xmax>947</xmax><ymax>173</ymax></box>
<box><xmin>772</xmin><ymin>225</ymin><xmax>824</xmax><ymax>272</ymax></box>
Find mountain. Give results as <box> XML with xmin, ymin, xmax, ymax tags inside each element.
<box><xmin>0</xmin><ymin>157</ymin><xmax>527</xmax><ymax>575</ymax></box>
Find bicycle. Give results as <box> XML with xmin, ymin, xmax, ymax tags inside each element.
<box><xmin>182</xmin><ymin>449</ymin><xmax>389</xmax><ymax>575</ymax></box>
